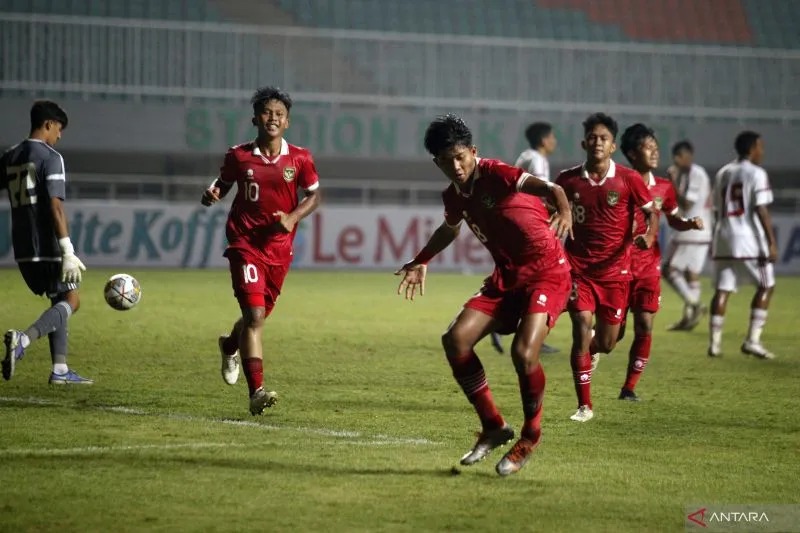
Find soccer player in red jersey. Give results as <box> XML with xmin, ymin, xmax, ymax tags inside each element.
<box><xmin>395</xmin><ymin>114</ymin><xmax>573</xmax><ymax>476</ymax></box>
<box><xmin>616</xmin><ymin>123</ymin><xmax>704</xmax><ymax>401</ymax></box>
<box><xmin>554</xmin><ymin>113</ymin><xmax>657</xmax><ymax>423</ymax></box>
<box><xmin>201</xmin><ymin>87</ymin><xmax>321</xmax><ymax>415</ymax></box>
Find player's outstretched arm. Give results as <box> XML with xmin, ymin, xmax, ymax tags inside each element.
<box><xmin>755</xmin><ymin>205</ymin><xmax>778</xmax><ymax>262</ymax></box>
<box><xmin>51</xmin><ymin>197</ymin><xmax>86</xmax><ymax>283</ymax></box>
<box><xmin>518</xmin><ymin>175</ymin><xmax>573</xmax><ymax>239</ymax></box>
<box><xmin>395</xmin><ymin>221</ymin><xmax>459</xmax><ymax>301</ymax></box>
<box><xmin>666</xmin><ymin>213</ymin><xmax>704</xmax><ymax>232</ymax></box>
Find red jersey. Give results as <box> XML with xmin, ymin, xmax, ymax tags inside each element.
<box><xmin>631</xmin><ymin>174</ymin><xmax>679</xmax><ymax>279</ymax></box>
<box><xmin>555</xmin><ymin>160</ymin><xmax>653</xmax><ymax>281</ymax></box>
<box><xmin>442</xmin><ymin>158</ymin><xmax>569</xmax><ymax>291</ymax></box>
<box><xmin>220</xmin><ymin>139</ymin><xmax>320</xmax><ymax>264</ymax></box>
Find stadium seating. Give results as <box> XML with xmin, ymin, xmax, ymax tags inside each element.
<box><xmin>6</xmin><ymin>0</ymin><xmax>799</xmax><ymax>48</ymax></box>
<box><xmin>742</xmin><ymin>0</ymin><xmax>800</xmax><ymax>49</ymax></box>
<box><xmin>274</xmin><ymin>0</ymin><xmax>800</xmax><ymax>48</ymax></box>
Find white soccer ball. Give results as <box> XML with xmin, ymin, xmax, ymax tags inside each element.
<box><xmin>104</xmin><ymin>273</ymin><xmax>142</xmax><ymax>311</ymax></box>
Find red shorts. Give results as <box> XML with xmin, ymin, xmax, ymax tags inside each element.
<box><xmin>227</xmin><ymin>250</ymin><xmax>290</xmax><ymax>314</ymax></box>
<box><xmin>464</xmin><ymin>272</ymin><xmax>571</xmax><ymax>335</ymax></box>
<box><xmin>567</xmin><ymin>273</ymin><xmax>629</xmax><ymax>325</ymax></box>
<box><xmin>628</xmin><ymin>276</ymin><xmax>661</xmax><ymax>314</ymax></box>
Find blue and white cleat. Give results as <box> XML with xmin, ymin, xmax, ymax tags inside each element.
<box><xmin>49</xmin><ymin>369</ymin><xmax>94</xmax><ymax>385</ymax></box>
<box><xmin>3</xmin><ymin>330</ymin><xmax>26</xmax><ymax>381</ymax></box>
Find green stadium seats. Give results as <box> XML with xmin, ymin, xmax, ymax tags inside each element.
<box><xmin>268</xmin><ymin>0</ymin><xmax>797</xmax><ymax>48</ymax></box>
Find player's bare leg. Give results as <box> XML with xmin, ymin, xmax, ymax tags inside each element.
<box><xmin>620</xmin><ymin>310</ymin><xmax>654</xmax><ymax>401</ymax></box>
<box><xmin>495</xmin><ymin>312</ymin><xmax>549</xmax><ymax>476</ymax></box>
<box><xmin>568</xmin><ymin>311</ymin><xmax>595</xmax><ymax>422</ymax></box>
<box><xmin>219</xmin><ymin>318</ymin><xmax>243</xmax><ymax>385</ymax></box>
<box><xmin>238</xmin><ymin>306</ymin><xmax>277</xmax><ymax>414</ymax></box>
<box><xmin>588</xmin><ymin>316</ymin><xmax>623</xmax><ymax>371</ymax></box>
<box><xmin>708</xmin><ymin>290</ymin><xmax>730</xmax><ymax>357</ymax></box>
<box><xmin>741</xmin><ymin>286</ymin><xmax>775</xmax><ymax>359</ymax></box>
<box><xmin>442</xmin><ymin>308</ymin><xmax>513</xmax><ymax>466</ymax></box>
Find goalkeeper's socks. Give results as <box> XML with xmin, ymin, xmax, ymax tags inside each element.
<box><xmin>52</xmin><ymin>363</ymin><xmax>69</xmax><ymax>375</ymax></box>
<box><xmin>25</xmin><ymin>301</ymin><xmax>72</xmax><ymax>341</ymax></box>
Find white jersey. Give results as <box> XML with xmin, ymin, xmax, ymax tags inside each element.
<box><xmin>514</xmin><ymin>148</ymin><xmax>550</xmax><ymax>181</ymax></box>
<box><xmin>673</xmin><ymin>163</ymin><xmax>712</xmax><ymax>243</ymax></box>
<box><xmin>712</xmin><ymin>159</ymin><xmax>773</xmax><ymax>260</ymax></box>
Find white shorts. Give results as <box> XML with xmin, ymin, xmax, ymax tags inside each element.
<box><xmin>713</xmin><ymin>260</ymin><xmax>775</xmax><ymax>292</ymax></box>
<box><xmin>665</xmin><ymin>242</ymin><xmax>709</xmax><ymax>275</ymax></box>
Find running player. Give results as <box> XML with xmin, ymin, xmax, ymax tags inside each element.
<box><xmin>708</xmin><ymin>131</ymin><xmax>777</xmax><ymax>359</ymax></box>
<box><xmin>201</xmin><ymin>87</ymin><xmax>321</xmax><ymax>414</ymax></box>
<box><xmin>396</xmin><ymin>114</ymin><xmax>572</xmax><ymax>475</ymax></box>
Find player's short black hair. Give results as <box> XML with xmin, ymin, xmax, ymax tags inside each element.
<box><xmin>620</xmin><ymin>123</ymin><xmax>656</xmax><ymax>164</ymax></box>
<box><xmin>582</xmin><ymin>112</ymin><xmax>618</xmax><ymax>139</ymax></box>
<box><xmin>524</xmin><ymin>122</ymin><xmax>553</xmax><ymax>149</ymax></box>
<box><xmin>734</xmin><ymin>131</ymin><xmax>761</xmax><ymax>158</ymax></box>
<box><xmin>423</xmin><ymin>114</ymin><xmax>473</xmax><ymax>157</ymax></box>
<box><xmin>251</xmin><ymin>86</ymin><xmax>292</xmax><ymax>115</ymax></box>
<box><xmin>30</xmin><ymin>100</ymin><xmax>68</xmax><ymax>130</ymax></box>
<box><xmin>671</xmin><ymin>140</ymin><xmax>694</xmax><ymax>156</ymax></box>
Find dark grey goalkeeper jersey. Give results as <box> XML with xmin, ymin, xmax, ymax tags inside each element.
<box><xmin>0</xmin><ymin>139</ymin><xmax>67</xmax><ymax>262</ymax></box>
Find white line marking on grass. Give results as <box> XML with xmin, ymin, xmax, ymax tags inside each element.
<box><xmin>2</xmin><ymin>442</ymin><xmax>245</xmax><ymax>457</ymax></box>
<box><xmin>0</xmin><ymin>396</ymin><xmax>439</xmax><ymax>446</ymax></box>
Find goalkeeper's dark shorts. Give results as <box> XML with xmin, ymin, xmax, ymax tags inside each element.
<box><xmin>17</xmin><ymin>261</ymin><xmax>79</xmax><ymax>298</ymax></box>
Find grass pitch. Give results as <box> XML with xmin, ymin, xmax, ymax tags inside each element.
<box><xmin>0</xmin><ymin>268</ymin><xmax>797</xmax><ymax>532</ymax></box>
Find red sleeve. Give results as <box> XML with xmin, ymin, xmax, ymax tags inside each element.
<box><xmin>662</xmin><ymin>180</ymin><xmax>679</xmax><ymax>215</ymax></box>
<box><xmin>298</xmin><ymin>151</ymin><xmax>320</xmax><ymax>191</ymax></box>
<box><xmin>484</xmin><ymin>159</ymin><xmax>525</xmax><ymax>191</ymax></box>
<box><xmin>219</xmin><ymin>149</ymin><xmax>238</xmax><ymax>184</ymax></box>
<box><xmin>627</xmin><ymin>171</ymin><xmax>654</xmax><ymax>208</ymax></box>
<box><xmin>442</xmin><ymin>187</ymin><xmax>463</xmax><ymax>227</ymax></box>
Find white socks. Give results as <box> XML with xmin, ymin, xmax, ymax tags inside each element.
<box><xmin>688</xmin><ymin>281</ymin><xmax>702</xmax><ymax>306</ymax></box>
<box><xmin>747</xmin><ymin>309</ymin><xmax>768</xmax><ymax>344</ymax></box>
<box><xmin>710</xmin><ymin>315</ymin><xmax>725</xmax><ymax>352</ymax></box>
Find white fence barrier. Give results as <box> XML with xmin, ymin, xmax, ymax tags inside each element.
<box><xmin>1</xmin><ymin>202</ymin><xmax>799</xmax><ymax>274</ymax></box>
<box><xmin>1</xmin><ymin>13</ymin><xmax>799</xmax><ymax>120</ymax></box>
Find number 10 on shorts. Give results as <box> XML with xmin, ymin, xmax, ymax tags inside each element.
<box><xmin>243</xmin><ymin>264</ymin><xmax>259</xmax><ymax>283</ymax></box>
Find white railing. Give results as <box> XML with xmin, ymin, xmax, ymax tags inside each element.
<box><xmin>2</xmin><ymin>13</ymin><xmax>799</xmax><ymax>120</ymax></box>
<box><xmin>64</xmin><ymin>172</ymin><xmax>800</xmax><ymax>212</ymax></box>
<box><xmin>65</xmin><ymin>173</ymin><xmax>447</xmax><ymax>206</ymax></box>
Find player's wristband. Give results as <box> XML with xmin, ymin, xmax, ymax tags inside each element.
<box><xmin>412</xmin><ymin>249</ymin><xmax>435</xmax><ymax>265</ymax></box>
<box><xmin>58</xmin><ymin>237</ymin><xmax>75</xmax><ymax>255</ymax></box>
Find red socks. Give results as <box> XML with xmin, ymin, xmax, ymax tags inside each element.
<box><xmin>242</xmin><ymin>358</ymin><xmax>264</xmax><ymax>396</ymax></box>
<box><xmin>623</xmin><ymin>333</ymin><xmax>651</xmax><ymax>392</ymax></box>
<box><xmin>518</xmin><ymin>363</ymin><xmax>545</xmax><ymax>441</ymax></box>
<box><xmin>449</xmin><ymin>352</ymin><xmax>505</xmax><ymax>431</ymax></box>
<box><xmin>571</xmin><ymin>352</ymin><xmax>593</xmax><ymax>409</ymax></box>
